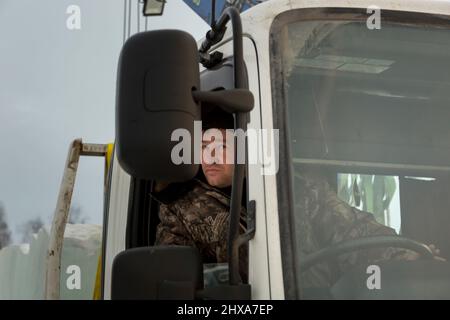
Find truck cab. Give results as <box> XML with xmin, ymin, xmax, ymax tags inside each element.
<box><xmin>48</xmin><ymin>0</ymin><xmax>450</xmax><ymax>300</ymax></box>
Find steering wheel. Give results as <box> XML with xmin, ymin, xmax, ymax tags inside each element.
<box><xmin>300</xmin><ymin>235</ymin><xmax>435</xmax><ymax>272</ymax></box>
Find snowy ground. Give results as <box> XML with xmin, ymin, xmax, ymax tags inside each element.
<box><xmin>0</xmin><ymin>224</ymin><xmax>102</xmax><ymax>300</ymax></box>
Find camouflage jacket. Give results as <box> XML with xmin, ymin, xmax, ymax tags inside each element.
<box><xmin>295</xmin><ymin>173</ymin><xmax>416</xmax><ymax>289</ymax></box>
<box><xmin>152</xmin><ymin>179</ymin><xmax>248</xmax><ymax>280</ymax></box>
<box><xmin>152</xmin><ymin>175</ymin><xmax>416</xmax><ymax>289</ymax></box>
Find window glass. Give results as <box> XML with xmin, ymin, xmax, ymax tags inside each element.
<box><xmin>273</xmin><ymin>14</ymin><xmax>450</xmax><ymax>298</ymax></box>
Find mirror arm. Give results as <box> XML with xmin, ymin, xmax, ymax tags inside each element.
<box><xmin>225</xmin><ymin>6</ymin><xmax>248</xmax><ymax>287</ymax></box>
<box><xmin>234</xmin><ymin>200</ymin><xmax>256</xmax><ymax>256</ymax></box>
<box><xmin>199</xmin><ymin>51</ymin><xmax>224</xmax><ymax>69</ymax></box>
<box><xmin>192</xmin><ymin>89</ymin><xmax>254</xmax><ymax>113</ymax></box>
<box><xmin>199</xmin><ymin>19</ymin><xmax>227</xmax><ymax>56</ymax></box>
<box><xmin>199</xmin><ymin>4</ymin><xmax>244</xmax><ymax>69</ymax></box>
<box><xmin>228</xmin><ymin>111</ymin><xmax>247</xmax><ymax>285</ymax></box>
<box><xmin>211</xmin><ymin>0</ymin><xmax>216</xmax><ymax>28</ymax></box>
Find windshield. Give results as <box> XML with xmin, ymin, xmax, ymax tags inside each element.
<box><xmin>271</xmin><ymin>9</ymin><xmax>450</xmax><ymax>299</ymax></box>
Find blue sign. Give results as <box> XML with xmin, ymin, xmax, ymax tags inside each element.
<box><xmin>182</xmin><ymin>0</ymin><xmax>253</xmax><ymax>25</ymax></box>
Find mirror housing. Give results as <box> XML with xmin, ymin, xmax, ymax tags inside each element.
<box><xmin>116</xmin><ymin>30</ymin><xmax>200</xmax><ymax>181</ymax></box>
<box><xmin>111</xmin><ymin>246</ymin><xmax>203</xmax><ymax>300</ymax></box>
<box><xmin>115</xmin><ymin>28</ymin><xmax>255</xmax><ymax>182</ymax></box>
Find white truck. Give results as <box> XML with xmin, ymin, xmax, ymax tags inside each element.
<box><xmin>46</xmin><ymin>0</ymin><xmax>450</xmax><ymax>300</ymax></box>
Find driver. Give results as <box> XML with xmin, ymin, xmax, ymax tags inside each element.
<box><xmin>295</xmin><ymin>170</ymin><xmax>443</xmax><ymax>289</ymax></box>
<box><xmin>152</xmin><ymin>106</ymin><xmax>248</xmax><ymax>282</ymax></box>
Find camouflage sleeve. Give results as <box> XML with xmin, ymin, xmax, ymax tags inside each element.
<box><xmin>301</xmin><ymin>176</ymin><xmax>418</xmax><ymax>269</ymax></box>
<box><xmin>155</xmin><ymin>204</ymin><xmax>195</xmax><ymax>246</ymax></box>
<box><xmin>154</xmin><ymin>200</ymin><xmax>232</xmax><ymax>266</ymax></box>
<box><xmin>323</xmin><ymin>190</ymin><xmax>416</xmax><ymax>266</ymax></box>
<box><xmin>153</xmin><ymin>180</ymin><xmax>249</xmax><ymax>282</ymax></box>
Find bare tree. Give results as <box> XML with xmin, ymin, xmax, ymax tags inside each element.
<box><xmin>0</xmin><ymin>203</ymin><xmax>11</xmax><ymax>249</ymax></box>
<box><xmin>69</xmin><ymin>205</ymin><xmax>89</xmax><ymax>224</ymax></box>
<box><xmin>18</xmin><ymin>217</ymin><xmax>44</xmax><ymax>244</ymax></box>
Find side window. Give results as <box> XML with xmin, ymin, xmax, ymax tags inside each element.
<box><xmin>0</xmin><ymin>0</ymin><xmax>123</xmax><ymax>299</ymax></box>
<box><xmin>337</xmin><ymin>174</ymin><xmax>401</xmax><ymax>233</ymax></box>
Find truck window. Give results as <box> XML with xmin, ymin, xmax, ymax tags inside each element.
<box><xmin>337</xmin><ymin>174</ymin><xmax>401</xmax><ymax>234</ymax></box>
<box><xmin>271</xmin><ymin>9</ymin><xmax>450</xmax><ymax>299</ymax></box>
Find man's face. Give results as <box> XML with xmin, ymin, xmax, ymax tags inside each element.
<box><xmin>201</xmin><ymin>128</ymin><xmax>234</xmax><ymax>188</ymax></box>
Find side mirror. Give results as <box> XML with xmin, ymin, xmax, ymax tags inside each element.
<box><xmin>115</xmin><ymin>29</ymin><xmax>255</xmax><ymax>182</ymax></box>
<box><xmin>116</xmin><ymin>30</ymin><xmax>200</xmax><ymax>181</ymax></box>
<box><xmin>111</xmin><ymin>246</ymin><xmax>203</xmax><ymax>300</ymax></box>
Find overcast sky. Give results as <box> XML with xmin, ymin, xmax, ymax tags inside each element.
<box><xmin>0</xmin><ymin>0</ymin><xmax>209</xmax><ymax>243</ymax></box>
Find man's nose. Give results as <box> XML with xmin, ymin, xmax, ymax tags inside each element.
<box><xmin>202</xmin><ymin>146</ymin><xmax>224</xmax><ymax>164</ymax></box>
<box><xmin>202</xmin><ymin>149</ymin><xmax>215</xmax><ymax>164</ymax></box>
